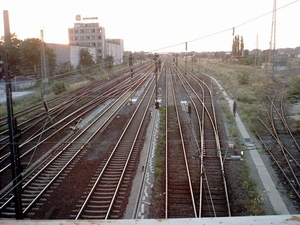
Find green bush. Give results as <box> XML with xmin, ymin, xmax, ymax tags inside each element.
<box><xmin>237</xmin><ymin>94</ymin><xmax>257</xmax><ymax>104</ymax></box>
<box><xmin>237</xmin><ymin>72</ymin><xmax>250</xmax><ymax>85</ymax></box>
<box><xmin>51</xmin><ymin>81</ymin><xmax>66</xmax><ymax>95</ymax></box>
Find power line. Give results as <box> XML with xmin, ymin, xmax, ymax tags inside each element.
<box><xmin>150</xmin><ymin>0</ymin><xmax>300</xmax><ymax>52</ymax></box>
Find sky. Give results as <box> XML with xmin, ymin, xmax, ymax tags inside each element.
<box><xmin>1</xmin><ymin>0</ymin><xmax>299</xmax><ymax>53</ymax></box>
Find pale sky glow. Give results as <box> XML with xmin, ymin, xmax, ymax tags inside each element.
<box><xmin>1</xmin><ymin>0</ymin><xmax>299</xmax><ymax>52</ymax></box>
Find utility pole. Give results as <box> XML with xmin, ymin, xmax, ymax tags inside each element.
<box><xmin>2</xmin><ymin>10</ymin><xmax>23</xmax><ymax>219</ymax></box>
<box><xmin>269</xmin><ymin>0</ymin><xmax>277</xmax><ymax>77</ymax></box>
<box><xmin>40</xmin><ymin>29</ymin><xmax>48</xmax><ymax>97</ymax></box>
<box><xmin>40</xmin><ymin>29</ymin><xmax>53</xmax><ymax>124</ymax></box>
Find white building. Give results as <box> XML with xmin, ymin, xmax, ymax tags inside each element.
<box><xmin>47</xmin><ymin>15</ymin><xmax>124</xmax><ymax>71</ymax></box>
<box><xmin>106</xmin><ymin>39</ymin><xmax>124</xmax><ymax>65</ymax></box>
<box><xmin>68</xmin><ymin>16</ymin><xmax>106</xmax><ymax>61</ymax></box>
<box><xmin>46</xmin><ymin>43</ymin><xmax>97</xmax><ymax>71</ymax></box>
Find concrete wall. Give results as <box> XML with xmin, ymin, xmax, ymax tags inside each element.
<box><xmin>47</xmin><ymin>44</ymin><xmax>97</xmax><ymax>69</ymax></box>
<box><xmin>70</xmin><ymin>46</ymin><xmax>97</xmax><ymax>68</ymax></box>
<box><xmin>106</xmin><ymin>39</ymin><xmax>124</xmax><ymax>65</ymax></box>
<box><xmin>47</xmin><ymin>43</ymin><xmax>71</xmax><ymax>65</ymax></box>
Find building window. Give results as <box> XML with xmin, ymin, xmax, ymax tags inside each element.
<box><xmin>92</xmin><ymin>43</ymin><xmax>96</xmax><ymax>46</ymax></box>
<box><xmin>80</xmin><ymin>36</ymin><xmax>84</xmax><ymax>40</ymax></box>
<box><xmin>86</xmin><ymin>36</ymin><xmax>90</xmax><ymax>40</ymax></box>
<box><xmin>91</xmin><ymin>29</ymin><xmax>95</xmax><ymax>33</ymax></box>
<box><xmin>98</xmin><ymin>36</ymin><xmax>101</xmax><ymax>40</ymax></box>
<box><xmin>80</xmin><ymin>29</ymin><xmax>84</xmax><ymax>33</ymax></box>
<box><xmin>75</xmin><ymin>36</ymin><xmax>79</xmax><ymax>41</ymax></box>
<box><xmin>74</xmin><ymin>29</ymin><xmax>79</xmax><ymax>34</ymax></box>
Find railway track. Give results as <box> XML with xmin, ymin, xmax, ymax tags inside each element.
<box><xmin>0</xmin><ymin>66</ymin><xmax>154</xmax><ymax>219</ymax></box>
<box><xmin>185</xmin><ymin>71</ymin><xmax>231</xmax><ymax>217</ymax></box>
<box><xmin>71</xmin><ymin>67</ymin><xmax>157</xmax><ymax>220</ymax></box>
<box><xmin>0</xmin><ymin>65</ymin><xmax>151</xmax><ymax>187</ymax></box>
<box><xmin>257</xmin><ymin>81</ymin><xmax>300</xmax><ymax>207</ymax></box>
<box><xmin>164</xmin><ymin>61</ymin><xmax>197</xmax><ymax>218</ymax></box>
<box><xmin>158</xmin><ymin>60</ymin><xmax>230</xmax><ymax>218</ymax></box>
<box><xmin>1</xmin><ymin>56</ymin><xmax>235</xmax><ymax>219</ymax></box>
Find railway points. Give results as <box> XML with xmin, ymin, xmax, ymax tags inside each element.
<box><xmin>1</xmin><ymin>56</ymin><xmax>300</xmax><ymax>224</ymax></box>
<box><xmin>209</xmin><ymin>74</ymin><xmax>290</xmax><ymax>215</ymax></box>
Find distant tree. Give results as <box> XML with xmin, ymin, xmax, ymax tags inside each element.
<box><xmin>80</xmin><ymin>49</ymin><xmax>94</xmax><ymax>67</ymax></box>
<box><xmin>240</xmin><ymin>36</ymin><xmax>244</xmax><ymax>55</ymax></box>
<box><xmin>232</xmin><ymin>35</ymin><xmax>244</xmax><ymax>57</ymax></box>
<box><xmin>0</xmin><ymin>33</ymin><xmax>22</xmax><ymax>74</ymax></box>
<box><xmin>105</xmin><ymin>55</ymin><xmax>114</xmax><ymax>69</ymax></box>
<box><xmin>258</xmin><ymin>53</ymin><xmax>267</xmax><ymax>66</ymax></box>
<box><xmin>19</xmin><ymin>38</ymin><xmax>56</xmax><ymax>76</ymax></box>
<box><xmin>19</xmin><ymin>38</ymin><xmax>41</xmax><ymax>75</ymax></box>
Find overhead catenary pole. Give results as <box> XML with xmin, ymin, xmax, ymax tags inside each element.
<box><xmin>40</xmin><ymin>29</ymin><xmax>53</xmax><ymax>124</ymax></box>
<box><xmin>3</xmin><ymin>10</ymin><xmax>23</xmax><ymax>219</ymax></box>
<box><xmin>269</xmin><ymin>0</ymin><xmax>277</xmax><ymax>77</ymax></box>
<box><xmin>40</xmin><ymin>28</ymin><xmax>48</xmax><ymax>97</ymax></box>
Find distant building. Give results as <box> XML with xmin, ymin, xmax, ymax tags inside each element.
<box><xmin>106</xmin><ymin>39</ymin><xmax>124</xmax><ymax>65</ymax></box>
<box><xmin>68</xmin><ymin>20</ymin><xmax>106</xmax><ymax>61</ymax></box>
<box><xmin>47</xmin><ymin>16</ymin><xmax>124</xmax><ymax>72</ymax></box>
<box><xmin>46</xmin><ymin>43</ymin><xmax>97</xmax><ymax>72</ymax></box>
<box><xmin>271</xmin><ymin>54</ymin><xmax>288</xmax><ymax>71</ymax></box>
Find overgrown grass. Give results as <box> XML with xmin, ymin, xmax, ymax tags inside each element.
<box><xmin>154</xmin><ymin>107</ymin><xmax>166</xmax><ymax>184</ymax></box>
<box><xmin>239</xmin><ymin>163</ymin><xmax>265</xmax><ymax>215</ymax></box>
<box><xmin>0</xmin><ymin>91</ymin><xmax>42</xmax><ymax>118</ymax></box>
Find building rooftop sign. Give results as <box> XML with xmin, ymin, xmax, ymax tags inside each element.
<box><xmin>83</xmin><ymin>17</ymin><xmax>98</xmax><ymax>20</ymax></box>
<box><xmin>75</xmin><ymin>15</ymin><xmax>81</xmax><ymax>21</ymax></box>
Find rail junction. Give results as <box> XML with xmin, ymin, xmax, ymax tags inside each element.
<box><xmin>0</xmin><ymin>55</ymin><xmax>299</xmax><ymax>224</ymax></box>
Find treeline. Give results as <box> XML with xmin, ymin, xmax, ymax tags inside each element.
<box><xmin>0</xmin><ymin>33</ymin><xmax>56</xmax><ymax>77</ymax></box>
<box><xmin>0</xmin><ymin>33</ymin><xmax>106</xmax><ymax>78</ymax></box>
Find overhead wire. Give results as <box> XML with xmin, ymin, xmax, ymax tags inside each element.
<box><xmin>150</xmin><ymin>0</ymin><xmax>300</xmax><ymax>52</ymax></box>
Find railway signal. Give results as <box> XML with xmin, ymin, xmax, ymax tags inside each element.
<box><xmin>157</xmin><ymin>59</ymin><xmax>161</xmax><ymax>71</ymax></box>
<box><xmin>129</xmin><ymin>53</ymin><xmax>133</xmax><ymax>67</ymax></box>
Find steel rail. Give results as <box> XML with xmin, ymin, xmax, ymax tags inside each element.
<box><xmin>181</xmin><ymin>68</ymin><xmax>231</xmax><ymax>217</ymax></box>
<box><xmin>74</xmin><ymin>70</ymin><xmax>156</xmax><ymax>220</ymax></box>
<box><xmin>0</xmin><ymin>69</ymin><xmax>149</xmax><ymax>172</ymax></box>
<box><xmin>0</xmin><ymin>71</ymin><xmax>152</xmax><ymax>216</ymax></box>
<box><xmin>165</xmin><ymin>62</ymin><xmax>197</xmax><ymax>218</ymax></box>
<box><xmin>256</xmin><ymin>131</ymin><xmax>300</xmax><ymax>199</ymax></box>
<box><xmin>256</xmin><ymin>85</ymin><xmax>300</xmax><ymax>198</ymax></box>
